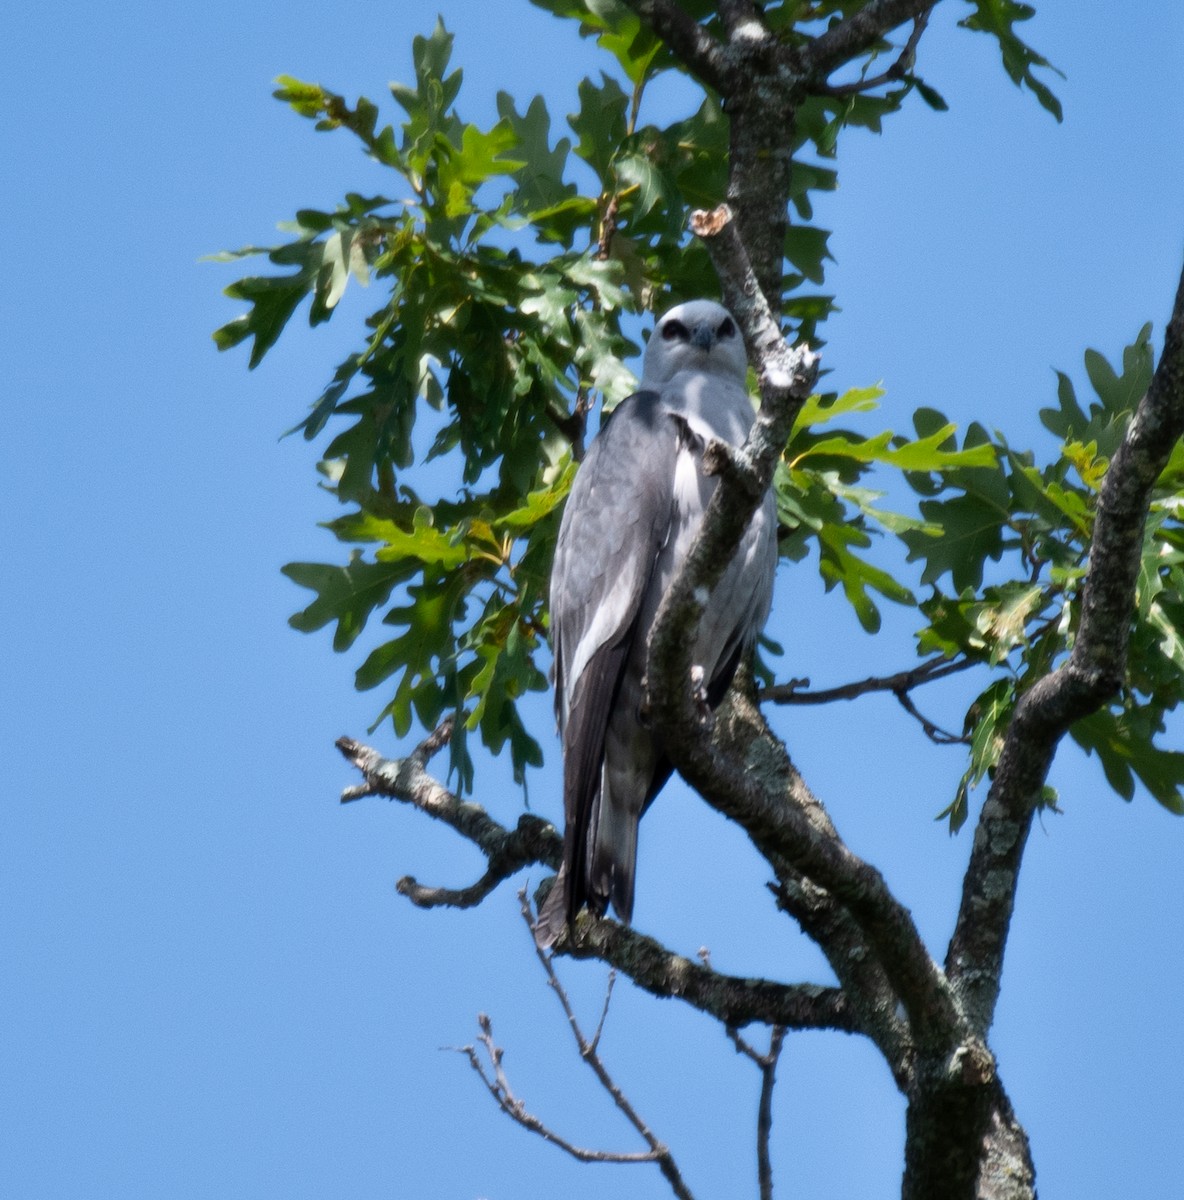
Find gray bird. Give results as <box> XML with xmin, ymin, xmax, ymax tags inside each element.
<box><xmin>536</xmin><ymin>300</ymin><xmax>778</xmax><ymax>946</ymax></box>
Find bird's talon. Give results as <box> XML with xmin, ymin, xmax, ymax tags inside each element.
<box><xmin>690</xmin><ymin>665</ymin><xmax>714</xmax><ymax>728</ymax></box>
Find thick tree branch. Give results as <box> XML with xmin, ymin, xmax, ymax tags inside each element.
<box><xmin>946</xmin><ymin>255</ymin><xmax>1184</xmax><ymax>1033</ymax></box>
<box><xmin>718</xmin><ymin>0</ymin><xmax>766</xmax><ymax>41</ymax></box>
<box><xmin>650</xmin><ymin>208</ymin><xmax>963</xmax><ymax>1057</ymax></box>
<box><xmin>558</xmin><ymin>907</ymin><xmax>859</xmax><ymax>1035</ymax></box>
<box><xmin>718</xmin><ymin>676</ymin><xmax>916</xmax><ymax>1082</ymax></box>
<box><xmin>618</xmin><ymin>0</ymin><xmax>732</xmax><ymax>92</ymax></box>
<box><xmin>340</xmin><ymin>725</ymin><xmax>859</xmax><ymax>1036</ymax></box>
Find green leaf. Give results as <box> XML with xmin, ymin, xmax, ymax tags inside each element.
<box><xmin>910</xmin><ymin>76</ymin><xmax>949</xmax><ymax>112</ymax></box>
<box><xmin>283</xmin><ymin>555</ymin><xmax>411</xmax><ymax>651</ymax></box>
<box><xmin>214</xmin><ymin>268</ymin><xmax>315</xmax><ymax>368</ymax></box>
<box><xmin>569</xmin><ymin>73</ymin><xmax>629</xmax><ymax>181</ymax></box>
<box><xmin>793</xmin><ymin>386</ymin><xmax>884</xmax><ymax>431</ymax></box>
<box><xmin>959</xmin><ymin>0</ymin><xmax>1064</xmax><ymax>121</ymax></box>
<box><xmin>793</xmin><ymin>426</ymin><xmax>996</xmax><ymax>473</ymax></box>
<box><xmin>1072</xmin><ymin>708</ymin><xmax>1184</xmax><ymax>814</ymax></box>
<box><xmin>941</xmin><ymin>678</ymin><xmax>1015</xmax><ymax>832</ymax></box>
<box><xmin>496</xmin><ymin>93</ymin><xmax>577</xmax><ymax>220</ymax></box>
<box><xmin>902</xmin><ymin>490</ymin><xmax>1007</xmax><ymax>591</ymax></box>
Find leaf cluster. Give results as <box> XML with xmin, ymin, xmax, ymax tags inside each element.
<box><xmin>211</xmin><ymin>6</ymin><xmax>1140</xmax><ymax>825</ymax></box>
<box><xmin>210</xmin><ymin>13</ymin><xmax>898</xmax><ymax>787</ymax></box>
<box><xmin>895</xmin><ymin>326</ymin><xmax>1184</xmax><ymax>827</ymax></box>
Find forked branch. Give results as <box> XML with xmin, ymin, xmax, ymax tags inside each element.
<box><xmin>728</xmin><ymin>1024</ymin><xmax>788</xmax><ymax>1200</ymax></box>
<box><xmin>456</xmin><ymin>892</ymin><xmax>697</xmax><ymax>1199</ymax></box>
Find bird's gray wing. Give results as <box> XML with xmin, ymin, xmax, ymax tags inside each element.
<box><xmin>547</xmin><ymin>390</ymin><xmax>679</xmax><ymax>929</ymax></box>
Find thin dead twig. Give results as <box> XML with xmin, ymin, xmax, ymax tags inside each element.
<box><xmin>760</xmin><ymin>653</ymin><xmax>976</xmax><ymax>707</ymax></box>
<box><xmin>457</xmin><ymin>1014</ymin><xmax>660</xmax><ymax>1165</ymax></box>
<box><xmin>728</xmin><ymin>1025</ymin><xmax>788</xmax><ymax>1200</ymax></box>
<box><xmin>520</xmin><ymin>891</ymin><xmax>697</xmax><ymax>1200</ymax></box>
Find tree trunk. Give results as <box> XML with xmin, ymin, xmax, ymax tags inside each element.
<box><xmin>903</xmin><ymin>1077</ymin><xmax>1036</xmax><ymax>1200</ymax></box>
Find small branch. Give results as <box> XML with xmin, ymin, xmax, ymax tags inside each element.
<box><xmin>547</xmin><ymin>392</ymin><xmax>589</xmax><ymax>460</ymax></box>
<box><xmin>597</xmin><ymin>193</ymin><xmax>621</xmax><ymax>261</ymax></box>
<box><xmin>893</xmin><ymin>687</ymin><xmax>971</xmax><ymax>746</ymax></box>
<box><xmin>816</xmin><ymin>8</ymin><xmax>932</xmax><ymax>95</ymax></box>
<box><xmin>798</xmin><ymin>0</ymin><xmax>939</xmax><ymax>81</ymax></box>
<box><xmin>519</xmin><ymin>893</ymin><xmax>698</xmax><ymax>1200</ymax></box>
<box><xmin>760</xmin><ymin>653</ymin><xmax>977</xmax><ymax>706</ymax></box>
<box><xmin>756</xmin><ymin>1030</ymin><xmax>785</xmax><ymax>1200</ymax></box>
<box><xmin>337</xmin><ymin>724</ymin><xmax>561</xmax><ymax>906</ymax></box>
<box><xmin>590</xmin><ymin>969</ymin><xmax>617</xmax><ymax>1055</ymax></box>
<box><xmin>690</xmin><ymin>206</ymin><xmax>813</xmax><ymax>399</ymax></box>
<box><xmin>725</xmin><ymin>1025</ymin><xmax>787</xmax><ymax>1200</ymax></box>
<box><xmin>458</xmin><ymin>1014</ymin><xmax>662</xmax><ymax>1166</ymax></box>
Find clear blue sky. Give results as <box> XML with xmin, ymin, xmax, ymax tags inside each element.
<box><xmin>4</xmin><ymin>3</ymin><xmax>1183</xmax><ymax>1198</ymax></box>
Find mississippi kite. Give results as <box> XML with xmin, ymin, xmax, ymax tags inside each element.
<box><xmin>536</xmin><ymin>300</ymin><xmax>777</xmax><ymax>946</ymax></box>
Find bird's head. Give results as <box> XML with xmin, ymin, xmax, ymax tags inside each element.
<box><xmin>641</xmin><ymin>300</ymin><xmax>748</xmax><ymax>386</ymax></box>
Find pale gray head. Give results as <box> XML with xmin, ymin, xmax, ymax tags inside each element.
<box><xmin>640</xmin><ymin>300</ymin><xmax>748</xmax><ymax>386</ymax></box>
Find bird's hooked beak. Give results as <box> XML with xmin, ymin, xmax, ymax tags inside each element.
<box><xmin>690</xmin><ymin>323</ymin><xmax>715</xmax><ymax>352</ymax></box>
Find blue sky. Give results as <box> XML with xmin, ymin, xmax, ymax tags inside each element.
<box><xmin>5</xmin><ymin>3</ymin><xmax>1183</xmax><ymax>1198</ymax></box>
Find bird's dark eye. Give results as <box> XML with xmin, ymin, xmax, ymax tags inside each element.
<box><xmin>661</xmin><ymin>319</ymin><xmax>689</xmax><ymax>341</ymax></box>
<box><xmin>717</xmin><ymin>317</ymin><xmax>736</xmax><ymax>338</ymax></box>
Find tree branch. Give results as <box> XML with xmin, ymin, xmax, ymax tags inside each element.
<box><xmin>554</xmin><ymin>902</ymin><xmax>859</xmax><ymax>1035</ymax></box>
<box><xmin>760</xmin><ymin>653</ymin><xmax>976</xmax><ymax>706</ymax></box>
<box><xmin>650</xmin><ymin>209</ymin><xmax>965</xmax><ymax>1056</ymax></box>
<box><xmin>893</xmin><ymin>687</ymin><xmax>971</xmax><ymax>746</ymax></box>
<box><xmin>718</xmin><ymin>0</ymin><xmax>766</xmax><ymax>42</ymax></box>
<box><xmin>946</xmin><ymin>254</ymin><xmax>1184</xmax><ymax>1033</ymax></box>
<box><xmin>798</xmin><ymin>0</ymin><xmax>939</xmax><ymax>82</ymax></box>
<box><xmin>816</xmin><ymin>7</ymin><xmax>932</xmax><ymax>95</ymax></box>
<box><xmin>336</xmin><ymin>722</ymin><xmax>561</xmax><ymax>905</ymax></box>
<box><xmin>520</xmin><ymin>893</ymin><xmax>698</xmax><ymax>1200</ymax></box>
<box><xmin>728</xmin><ymin>1024</ymin><xmax>787</xmax><ymax>1200</ymax></box>
<box><xmin>340</xmin><ymin>725</ymin><xmax>862</xmax><ymax>1036</ymax></box>
<box><xmin>618</xmin><ymin>0</ymin><xmax>732</xmax><ymax>92</ymax></box>
<box><xmin>458</xmin><ymin>1012</ymin><xmax>669</xmax><ymax>1168</ymax></box>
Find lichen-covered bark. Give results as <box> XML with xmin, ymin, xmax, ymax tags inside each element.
<box><xmin>904</xmin><ymin>1077</ymin><xmax>1035</xmax><ymax>1200</ymax></box>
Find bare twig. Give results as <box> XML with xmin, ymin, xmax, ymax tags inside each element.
<box><xmin>760</xmin><ymin>653</ymin><xmax>977</xmax><ymax>706</ymax></box>
<box><xmin>519</xmin><ymin>892</ymin><xmax>698</xmax><ymax>1200</ymax></box>
<box><xmin>457</xmin><ymin>1015</ymin><xmax>661</xmax><ymax>1165</ymax></box>
<box><xmin>726</xmin><ymin>1024</ymin><xmax>787</xmax><ymax>1200</ymax></box>
<box><xmin>893</xmin><ymin>687</ymin><xmax>971</xmax><ymax>746</ymax></box>
<box><xmin>590</xmin><ymin>969</ymin><xmax>617</xmax><ymax>1055</ymax></box>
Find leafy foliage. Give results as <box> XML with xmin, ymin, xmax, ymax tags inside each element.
<box><xmin>211</xmin><ymin>13</ymin><xmax>852</xmax><ymax>786</ymax></box>
<box><xmin>213</xmin><ymin>5</ymin><xmax>1180</xmax><ymax>828</ymax></box>
<box><xmin>902</xmin><ymin>325</ymin><xmax>1184</xmax><ymax>828</ymax></box>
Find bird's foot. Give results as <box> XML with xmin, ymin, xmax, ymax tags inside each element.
<box><xmin>690</xmin><ymin>665</ymin><xmax>714</xmax><ymax>730</ymax></box>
